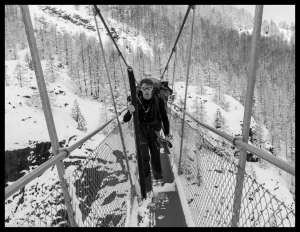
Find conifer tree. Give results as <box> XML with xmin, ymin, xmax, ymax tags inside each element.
<box><xmin>196</xmin><ymin>66</ymin><xmax>206</xmax><ymax>95</ymax></box>
<box><xmin>255</xmin><ymin>122</ymin><xmax>265</xmax><ymax>149</ymax></box>
<box><xmin>71</xmin><ymin>99</ymin><xmax>80</xmax><ymax>122</ymax></box>
<box><xmin>24</xmin><ymin>51</ymin><xmax>33</xmax><ymax>70</ymax></box>
<box><xmin>193</xmin><ymin>97</ymin><xmax>207</xmax><ymax>123</ymax></box>
<box><xmin>14</xmin><ymin>60</ymin><xmax>29</xmax><ymax>87</ymax></box>
<box><xmin>71</xmin><ymin>61</ymin><xmax>84</xmax><ymax>97</ymax></box>
<box><xmin>206</xmin><ymin>60</ymin><xmax>218</xmax><ymax>88</ymax></box>
<box><xmin>103</xmin><ymin>100</ymin><xmax>109</xmax><ymax>135</ymax></box>
<box><xmin>5</xmin><ymin>66</ymin><xmax>11</xmax><ymax>86</ymax></box>
<box><xmin>27</xmin><ymin>88</ymin><xmax>57</xmax><ymax>108</ymax></box>
<box><xmin>45</xmin><ymin>57</ymin><xmax>60</xmax><ymax>83</ymax></box>
<box><xmin>71</xmin><ymin>99</ymin><xmax>87</xmax><ymax>132</ymax></box>
<box><xmin>77</xmin><ymin>113</ymin><xmax>87</xmax><ymax>132</ymax></box>
<box><xmin>78</xmin><ymin>31</ymin><xmax>88</xmax><ymax>97</ymax></box>
<box><xmin>178</xmin><ymin>95</ymin><xmax>185</xmax><ymax>109</ymax></box>
<box><xmin>212</xmin><ymin>72</ymin><xmax>230</xmax><ymax>111</ymax></box>
<box><xmin>11</xmin><ymin>44</ymin><xmax>19</xmax><ymax>60</ymax></box>
<box><xmin>193</xmin><ymin>96</ymin><xmax>207</xmax><ymax>134</ymax></box>
<box><xmin>214</xmin><ymin>108</ymin><xmax>224</xmax><ymax>129</ymax></box>
<box><xmin>35</xmin><ymin>14</ymin><xmax>48</xmax><ymax>60</ymax></box>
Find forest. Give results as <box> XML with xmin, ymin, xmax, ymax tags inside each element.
<box><xmin>5</xmin><ymin>5</ymin><xmax>295</xmax><ymax>164</ymax></box>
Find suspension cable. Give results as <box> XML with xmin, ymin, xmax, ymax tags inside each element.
<box><xmin>93</xmin><ymin>5</ymin><xmax>140</xmax><ymax>87</ymax></box>
<box><xmin>93</xmin><ymin>10</ymin><xmax>133</xmax><ymax>188</ymax></box>
<box><xmin>178</xmin><ymin>5</ymin><xmax>196</xmax><ymax>175</ymax></box>
<box><xmin>160</xmin><ymin>5</ymin><xmax>193</xmax><ymax>81</ymax></box>
<box><xmin>93</xmin><ymin>5</ymin><xmax>129</xmax><ymax>67</ymax></box>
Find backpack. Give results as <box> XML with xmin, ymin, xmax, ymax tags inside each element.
<box><xmin>127</xmin><ymin>78</ymin><xmax>173</xmax><ymax>124</ymax></box>
<box><xmin>125</xmin><ymin>78</ymin><xmax>172</xmax><ymax>130</ymax></box>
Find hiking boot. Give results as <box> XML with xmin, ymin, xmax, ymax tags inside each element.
<box><xmin>147</xmin><ymin>190</ymin><xmax>154</xmax><ymax>199</ymax></box>
<box><xmin>153</xmin><ymin>178</ymin><xmax>163</xmax><ymax>187</ymax></box>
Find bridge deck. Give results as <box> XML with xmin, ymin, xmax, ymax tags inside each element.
<box><xmin>149</xmin><ymin>151</ymin><xmax>187</xmax><ymax>227</ymax></box>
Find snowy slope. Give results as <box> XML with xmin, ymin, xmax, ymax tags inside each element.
<box><xmin>28</xmin><ymin>5</ymin><xmax>153</xmax><ymax>59</ymax></box>
<box><xmin>172</xmin><ymin>82</ymin><xmax>257</xmax><ymax>136</ymax></box>
<box><xmin>233</xmin><ymin>15</ymin><xmax>293</xmax><ymax>43</ymax></box>
<box><xmin>171</xmin><ymin>81</ymin><xmax>294</xmax><ymax>212</ymax></box>
<box><xmin>5</xmin><ymin>5</ymin><xmax>153</xmax><ymax>227</ymax></box>
<box><xmin>5</xmin><ymin>48</ymin><xmax>107</xmax><ymax>151</ymax></box>
<box><xmin>6</xmin><ymin>4</ymin><xmax>155</xmax><ymax>151</ymax></box>
<box><xmin>5</xmin><ymin>5</ymin><xmax>294</xmax><ymax>227</ymax></box>
<box><xmin>278</xmin><ymin>28</ymin><xmax>292</xmax><ymax>43</ymax></box>
<box><xmin>126</xmin><ymin>81</ymin><xmax>295</xmax><ymax>227</ymax></box>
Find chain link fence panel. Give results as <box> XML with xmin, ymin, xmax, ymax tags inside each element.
<box><xmin>5</xmin><ymin>120</ymin><xmax>137</xmax><ymax>227</ymax></box>
<box><xmin>168</xmin><ymin>107</ymin><xmax>295</xmax><ymax>227</ymax></box>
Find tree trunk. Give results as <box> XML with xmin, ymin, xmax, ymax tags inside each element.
<box><xmin>87</xmin><ymin>50</ymin><xmax>93</xmax><ymax>96</ymax></box>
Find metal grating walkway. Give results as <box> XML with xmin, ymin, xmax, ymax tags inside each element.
<box><xmin>149</xmin><ymin>151</ymin><xmax>187</xmax><ymax>227</ymax></box>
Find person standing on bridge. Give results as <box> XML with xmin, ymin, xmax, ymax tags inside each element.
<box><xmin>122</xmin><ymin>78</ymin><xmax>171</xmax><ymax>197</ymax></box>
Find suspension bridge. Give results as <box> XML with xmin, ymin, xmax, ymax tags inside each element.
<box><xmin>5</xmin><ymin>5</ymin><xmax>295</xmax><ymax>227</ymax></box>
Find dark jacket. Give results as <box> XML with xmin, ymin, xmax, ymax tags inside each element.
<box><xmin>123</xmin><ymin>95</ymin><xmax>170</xmax><ymax>135</ymax></box>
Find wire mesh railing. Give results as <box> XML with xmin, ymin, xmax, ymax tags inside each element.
<box><xmin>5</xmin><ymin>164</ymin><xmax>70</xmax><ymax>227</ymax></box>
<box><xmin>168</xmin><ymin>106</ymin><xmax>295</xmax><ymax>227</ymax></box>
<box><xmin>5</xmin><ymin>117</ymin><xmax>137</xmax><ymax>227</ymax></box>
<box><xmin>5</xmin><ymin>105</ymin><xmax>295</xmax><ymax>227</ymax></box>
<box><xmin>18</xmin><ymin>180</ymin><xmax>70</xmax><ymax>227</ymax></box>
<box><xmin>65</xmin><ymin>122</ymin><xmax>137</xmax><ymax>227</ymax></box>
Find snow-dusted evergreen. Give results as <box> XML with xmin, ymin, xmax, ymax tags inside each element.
<box><xmin>71</xmin><ymin>99</ymin><xmax>87</xmax><ymax>132</ymax></box>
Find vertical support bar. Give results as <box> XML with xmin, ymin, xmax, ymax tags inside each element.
<box><xmin>168</xmin><ymin>48</ymin><xmax>177</xmax><ymax>131</ymax></box>
<box><xmin>231</xmin><ymin>5</ymin><xmax>263</xmax><ymax>227</ymax></box>
<box><xmin>19</xmin><ymin>5</ymin><xmax>77</xmax><ymax>227</ymax></box>
<box><xmin>94</xmin><ymin>12</ymin><xmax>133</xmax><ymax>188</ymax></box>
<box><xmin>178</xmin><ymin>6</ymin><xmax>196</xmax><ymax>175</ymax></box>
<box><xmin>171</xmin><ymin>49</ymin><xmax>177</xmax><ymax>93</ymax></box>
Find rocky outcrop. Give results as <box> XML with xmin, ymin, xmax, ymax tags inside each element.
<box><xmin>5</xmin><ymin>140</ymin><xmax>66</xmax><ymax>187</ymax></box>
<box><xmin>39</xmin><ymin>6</ymin><xmax>96</xmax><ymax>32</ymax></box>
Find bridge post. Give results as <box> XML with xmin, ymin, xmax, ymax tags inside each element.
<box><xmin>178</xmin><ymin>6</ymin><xmax>196</xmax><ymax>175</ymax></box>
<box><xmin>168</xmin><ymin>47</ymin><xmax>177</xmax><ymax>126</ymax></box>
<box><xmin>20</xmin><ymin>5</ymin><xmax>77</xmax><ymax>227</ymax></box>
<box><xmin>231</xmin><ymin>5</ymin><xmax>263</xmax><ymax>227</ymax></box>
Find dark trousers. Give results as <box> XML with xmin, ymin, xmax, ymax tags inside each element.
<box><xmin>140</xmin><ymin>125</ymin><xmax>163</xmax><ymax>192</ymax></box>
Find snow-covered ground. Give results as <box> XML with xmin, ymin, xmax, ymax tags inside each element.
<box><xmin>169</xmin><ymin>81</ymin><xmax>294</xmax><ymax>226</ymax></box>
<box><xmin>278</xmin><ymin>28</ymin><xmax>293</xmax><ymax>43</ymax></box>
<box><xmin>5</xmin><ymin>49</ymin><xmax>107</xmax><ymax>151</ymax></box>
<box><xmin>125</xmin><ymin>81</ymin><xmax>295</xmax><ymax>227</ymax></box>
<box><xmin>172</xmin><ymin>81</ymin><xmax>294</xmax><ymax>197</ymax></box>
<box><xmin>5</xmin><ymin>5</ymin><xmax>294</xmax><ymax>227</ymax></box>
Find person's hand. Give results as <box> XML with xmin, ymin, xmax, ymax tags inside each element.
<box><xmin>155</xmin><ymin>130</ymin><xmax>162</xmax><ymax>139</ymax></box>
<box><xmin>165</xmin><ymin>134</ymin><xmax>173</xmax><ymax>142</ymax></box>
<box><xmin>127</xmin><ymin>103</ymin><xmax>135</xmax><ymax>114</ymax></box>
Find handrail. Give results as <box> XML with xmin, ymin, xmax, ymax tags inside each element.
<box><xmin>61</xmin><ymin>108</ymin><xmax>126</xmax><ymax>153</ymax></box>
<box><xmin>5</xmin><ymin>108</ymin><xmax>126</xmax><ymax>200</ymax></box>
<box><xmin>5</xmin><ymin>150</ymin><xmax>68</xmax><ymax>200</ymax></box>
<box><xmin>169</xmin><ymin>102</ymin><xmax>295</xmax><ymax>176</ymax></box>
<box><xmin>170</xmin><ymin>103</ymin><xmax>233</xmax><ymax>141</ymax></box>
